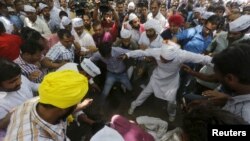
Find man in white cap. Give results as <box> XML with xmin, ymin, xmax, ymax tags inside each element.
<box><xmin>39</xmin><ymin>3</ymin><xmax>54</xmax><ymax>32</ymax></box>
<box><xmin>119</xmin><ymin>41</ymin><xmax>212</xmax><ymax>122</ymax></box>
<box><xmin>113</xmin><ymin>29</ymin><xmax>138</xmax><ymax>50</ymax></box>
<box><xmin>191</xmin><ymin>7</ymin><xmax>205</xmax><ymax>27</ymax></box>
<box><xmin>60</xmin><ymin>16</ymin><xmax>72</xmax><ymax>31</ymax></box>
<box><xmin>123</xmin><ymin>13</ymin><xmax>145</xmax><ymax>42</ymax></box>
<box><xmin>44</xmin><ymin>0</ymin><xmax>61</xmax><ymax>33</ymax></box>
<box><xmin>138</xmin><ymin>19</ymin><xmax>163</xmax><ymax>49</ymax></box>
<box><xmin>57</xmin><ymin>58</ymin><xmax>101</xmax><ymax>125</ymax></box>
<box><xmin>127</xmin><ymin>1</ymin><xmax>135</xmax><ymax>13</ymax></box>
<box><xmin>147</xmin><ymin>0</ymin><xmax>167</xmax><ymax>29</ymax></box>
<box><xmin>23</xmin><ymin>4</ymin><xmax>52</xmax><ymax>36</ymax></box>
<box><xmin>72</xmin><ymin>17</ymin><xmax>97</xmax><ymax>57</ymax></box>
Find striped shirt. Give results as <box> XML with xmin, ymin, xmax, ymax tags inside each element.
<box><xmin>4</xmin><ymin>98</ymin><xmax>69</xmax><ymax>141</ymax></box>
<box><xmin>223</xmin><ymin>94</ymin><xmax>250</xmax><ymax>124</ymax></box>
<box><xmin>46</xmin><ymin>42</ymin><xmax>75</xmax><ymax>62</ymax></box>
<box><xmin>14</xmin><ymin>56</ymin><xmax>46</xmax><ymax>83</ymax></box>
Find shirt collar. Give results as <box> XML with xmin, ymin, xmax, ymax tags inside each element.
<box><xmin>31</xmin><ymin>100</ymin><xmax>66</xmax><ymax>137</ymax></box>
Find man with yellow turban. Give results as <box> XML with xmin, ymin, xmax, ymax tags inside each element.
<box><xmin>4</xmin><ymin>70</ymin><xmax>89</xmax><ymax>141</ymax></box>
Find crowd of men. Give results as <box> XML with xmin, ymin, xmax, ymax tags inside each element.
<box><xmin>1</xmin><ymin>0</ymin><xmax>250</xmax><ymax>140</ymax></box>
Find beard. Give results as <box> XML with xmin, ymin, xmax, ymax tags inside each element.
<box><xmin>132</xmin><ymin>25</ymin><xmax>140</xmax><ymax>30</ymax></box>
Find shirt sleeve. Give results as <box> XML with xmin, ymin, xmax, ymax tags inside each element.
<box><xmin>126</xmin><ymin>48</ymin><xmax>161</xmax><ymax>58</ymax></box>
<box><xmin>46</xmin><ymin>46</ymin><xmax>60</xmax><ymax>61</ymax></box>
<box><xmin>90</xmin><ymin>52</ymin><xmax>101</xmax><ymax>62</ymax></box>
<box><xmin>178</xmin><ymin>49</ymin><xmax>212</xmax><ymax>65</ymax></box>
<box><xmin>175</xmin><ymin>27</ymin><xmax>196</xmax><ymax>41</ymax></box>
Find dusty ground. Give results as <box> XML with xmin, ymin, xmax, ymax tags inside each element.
<box><xmin>67</xmin><ymin>75</ymin><xmax>184</xmax><ymax>141</ymax></box>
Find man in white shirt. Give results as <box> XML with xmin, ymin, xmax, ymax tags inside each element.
<box><xmin>120</xmin><ymin>42</ymin><xmax>212</xmax><ymax>121</ymax></box>
<box><xmin>72</xmin><ymin>18</ymin><xmax>97</xmax><ymax>57</ymax></box>
<box><xmin>0</xmin><ymin>58</ymin><xmax>39</xmax><ymax>121</ymax></box>
<box><xmin>138</xmin><ymin>19</ymin><xmax>163</xmax><ymax>49</ymax></box>
<box><xmin>45</xmin><ymin>0</ymin><xmax>61</xmax><ymax>32</ymax></box>
<box><xmin>147</xmin><ymin>0</ymin><xmax>168</xmax><ymax>30</ymax></box>
<box><xmin>23</xmin><ymin>5</ymin><xmax>52</xmax><ymax>36</ymax></box>
<box><xmin>39</xmin><ymin>3</ymin><xmax>54</xmax><ymax>33</ymax></box>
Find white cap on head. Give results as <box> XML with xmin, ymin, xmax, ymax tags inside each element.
<box><xmin>193</xmin><ymin>7</ymin><xmax>205</xmax><ymax>14</ymax></box>
<box><xmin>72</xmin><ymin>17</ymin><xmax>84</xmax><ymax>28</ymax></box>
<box><xmin>62</xmin><ymin>16</ymin><xmax>71</xmax><ymax>26</ymax></box>
<box><xmin>128</xmin><ymin>2</ymin><xmax>135</xmax><ymax>10</ymax></box>
<box><xmin>144</xmin><ymin>19</ymin><xmax>162</xmax><ymax>34</ymax></box>
<box><xmin>201</xmin><ymin>12</ymin><xmax>215</xmax><ymax>20</ymax></box>
<box><xmin>229</xmin><ymin>15</ymin><xmax>250</xmax><ymax>32</ymax></box>
<box><xmin>161</xmin><ymin>44</ymin><xmax>178</xmax><ymax>60</ymax></box>
<box><xmin>128</xmin><ymin>13</ymin><xmax>138</xmax><ymax>22</ymax></box>
<box><xmin>39</xmin><ymin>3</ymin><xmax>48</xmax><ymax>11</ymax></box>
<box><xmin>90</xmin><ymin>126</ymin><xmax>124</xmax><ymax>141</ymax></box>
<box><xmin>120</xmin><ymin>29</ymin><xmax>131</xmax><ymax>39</ymax></box>
<box><xmin>80</xmin><ymin>58</ymin><xmax>101</xmax><ymax>77</ymax></box>
<box><xmin>24</xmin><ymin>5</ymin><xmax>36</xmax><ymax>13</ymax></box>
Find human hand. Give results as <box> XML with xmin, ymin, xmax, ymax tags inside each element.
<box><xmin>117</xmin><ymin>54</ymin><xmax>128</xmax><ymax>60</ymax></box>
<box><xmin>202</xmin><ymin>90</ymin><xmax>230</xmax><ymax>101</ymax></box>
<box><xmin>29</xmin><ymin>71</ymin><xmax>41</xmax><ymax>81</ymax></box>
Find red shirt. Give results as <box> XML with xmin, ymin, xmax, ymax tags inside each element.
<box><xmin>0</xmin><ymin>33</ymin><xmax>22</xmax><ymax>61</ymax></box>
<box><xmin>101</xmin><ymin>21</ymin><xmax>118</xmax><ymax>41</ymax></box>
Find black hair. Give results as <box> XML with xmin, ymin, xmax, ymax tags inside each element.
<box><xmin>20</xmin><ymin>27</ymin><xmax>43</xmax><ymax>41</ymax></box>
<box><xmin>117</xmin><ymin>0</ymin><xmax>124</xmax><ymax>5</ymax></box>
<box><xmin>150</xmin><ymin>0</ymin><xmax>161</xmax><ymax>7</ymax></box>
<box><xmin>215</xmin><ymin>5</ymin><xmax>225</xmax><ymax>13</ymax></box>
<box><xmin>205</xmin><ymin>15</ymin><xmax>222</xmax><ymax>29</ymax></box>
<box><xmin>92</xmin><ymin>20</ymin><xmax>102</xmax><ymax>28</ymax></box>
<box><xmin>57</xmin><ymin>29</ymin><xmax>72</xmax><ymax>39</ymax></box>
<box><xmin>207</xmin><ymin>5</ymin><xmax>215</xmax><ymax>12</ymax></box>
<box><xmin>98</xmin><ymin>42</ymin><xmax>112</xmax><ymax>57</ymax></box>
<box><xmin>0</xmin><ymin>21</ymin><xmax>6</xmax><ymax>33</ymax></box>
<box><xmin>0</xmin><ymin>2</ymin><xmax>7</xmax><ymax>9</ymax></box>
<box><xmin>212</xmin><ymin>41</ymin><xmax>250</xmax><ymax>84</ymax></box>
<box><xmin>0</xmin><ymin>58</ymin><xmax>21</xmax><ymax>82</ymax></box>
<box><xmin>59</xmin><ymin>10</ymin><xmax>68</xmax><ymax>19</ymax></box>
<box><xmin>21</xmin><ymin>40</ymin><xmax>44</xmax><ymax>55</ymax></box>
<box><xmin>182</xmin><ymin>106</ymin><xmax>247</xmax><ymax>141</ymax></box>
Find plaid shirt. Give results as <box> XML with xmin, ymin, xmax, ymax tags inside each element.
<box><xmin>4</xmin><ymin>98</ymin><xmax>69</xmax><ymax>141</ymax></box>
<box><xmin>46</xmin><ymin>42</ymin><xmax>75</xmax><ymax>62</ymax></box>
<box><xmin>14</xmin><ymin>56</ymin><xmax>46</xmax><ymax>83</ymax></box>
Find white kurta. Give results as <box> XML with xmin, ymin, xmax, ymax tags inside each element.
<box><xmin>24</xmin><ymin>16</ymin><xmax>52</xmax><ymax>37</ymax></box>
<box><xmin>138</xmin><ymin>32</ymin><xmax>163</xmax><ymax>48</ymax></box>
<box><xmin>126</xmin><ymin>47</ymin><xmax>212</xmax><ymax>102</ymax></box>
<box><xmin>72</xmin><ymin>31</ymin><xmax>96</xmax><ymax>50</ymax></box>
<box><xmin>0</xmin><ymin>75</ymin><xmax>39</xmax><ymax>120</ymax></box>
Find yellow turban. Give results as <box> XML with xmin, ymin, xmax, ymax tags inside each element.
<box><xmin>39</xmin><ymin>70</ymin><xmax>88</xmax><ymax>109</ymax></box>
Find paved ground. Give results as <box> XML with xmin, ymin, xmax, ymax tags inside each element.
<box><xmin>67</xmin><ymin>74</ymin><xmax>184</xmax><ymax>141</ymax></box>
